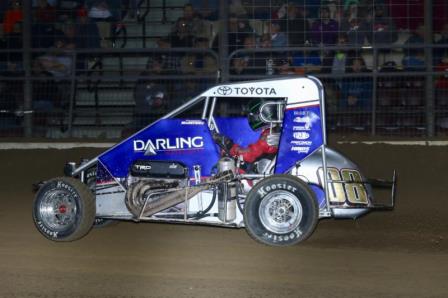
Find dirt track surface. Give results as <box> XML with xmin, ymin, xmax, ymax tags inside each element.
<box><xmin>0</xmin><ymin>144</ymin><xmax>447</xmax><ymax>298</ymax></box>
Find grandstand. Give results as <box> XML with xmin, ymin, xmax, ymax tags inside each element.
<box><xmin>0</xmin><ymin>0</ymin><xmax>447</xmax><ymax>139</ymax></box>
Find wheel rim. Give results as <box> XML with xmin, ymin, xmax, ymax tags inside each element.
<box><xmin>39</xmin><ymin>189</ymin><xmax>78</xmax><ymax>231</ymax></box>
<box><xmin>258</xmin><ymin>190</ymin><xmax>303</xmax><ymax>234</ymax></box>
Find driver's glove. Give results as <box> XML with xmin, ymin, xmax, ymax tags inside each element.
<box><xmin>212</xmin><ymin>132</ymin><xmax>234</xmax><ymax>151</ymax></box>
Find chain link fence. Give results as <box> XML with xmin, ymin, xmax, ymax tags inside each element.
<box><xmin>0</xmin><ymin>0</ymin><xmax>447</xmax><ymax>138</ymax></box>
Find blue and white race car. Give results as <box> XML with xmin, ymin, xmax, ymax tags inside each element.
<box><xmin>33</xmin><ymin>77</ymin><xmax>396</xmax><ymax>246</ymax></box>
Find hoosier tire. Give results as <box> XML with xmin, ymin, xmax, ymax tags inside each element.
<box><xmin>32</xmin><ymin>177</ymin><xmax>95</xmax><ymax>242</ymax></box>
<box><xmin>244</xmin><ymin>175</ymin><xmax>319</xmax><ymax>246</ymax></box>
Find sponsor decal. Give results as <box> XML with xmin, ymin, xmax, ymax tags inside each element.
<box><xmin>293</xmin><ymin>132</ymin><xmax>310</xmax><ymax>140</ymax></box>
<box><xmin>291</xmin><ymin>140</ymin><xmax>312</xmax><ymax>146</ymax></box>
<box><xmin>133</xmin><ymin>137</ymin><xmax>204</xmax><ymax>154</ymax></box>
<box><xmin>134</xmin><ymin>164</ymin><xmax>152</xmax><ymax>171</ymax></box>
<box><xmin>257</xmin><ymin>183</ymin><xmax>297</xmax><ymax>197</ymax></box>
<box><xmin>317</xmin><ymin>167</ymin><xmax>369</xmax><ymax>205</ymax></box>
<box><xmin>181</xmin><ymin>120</ymin><xmax>204</xmax><ymax>125</ymax></box>
<box><xmin>56</xmin><ymin>181</ymin><xmax>78</xmax><ymax>199</ymax></box>
<box><xmin>291</xmin><ymin>146</ymin><xmax>310</xmax><ymax>154</ymax></box>
<box><xmin>214</xmin><ymin>86</ymin><xmax>277</xmax><ymax>96</ymax></box>
<box><xmin>292</xmin><ymin>112</ymin><xmax>319</xmax><ymax>130</ymax></box>
<box><xmin>293</xmin><ymin>126</ymin><xmax>310</xmax><ymax>131</ymax></box>
<box><xmin>37</xmin><ymin>221</ymin><xmax>59</xmax><ymax>238</ymax></box>
<box><xmin>216</xmin><ymin>86</ymin><xmax>233</xmax><ymax>95</ymax></box>
<box><xmin>263</xmin><ymin>228</ymin><xmax>303</xmax><ymax>242</ymax></box>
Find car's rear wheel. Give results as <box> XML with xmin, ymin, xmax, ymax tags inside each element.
<box><xmin>33</xmin><ymin>177</ymin><xmax>95</xmax><ymax>241</ymax></box>
<box><xmin>244</xmin><ymin>175</ymin><xmax>318</xmax><ymax>246</ymax></box>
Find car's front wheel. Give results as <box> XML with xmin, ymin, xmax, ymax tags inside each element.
<box><xmin>244</xmin><ymin>175</ymin><xmax>319</xmax><ymax>246</ymax></box>
<box><xmin>32</xmin><ymin>177</ymin><xmax>95</xmax><ymax>241</ymax></box>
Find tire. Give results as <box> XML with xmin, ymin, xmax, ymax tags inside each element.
<box><xmin>85</xmin><ymin>167</ymin><xmax>118</xmax><ymax>229</ymax></box>
<box><xmin>32</xmin><ymin>177</ymin><xmax>95</xmax><ymax>242</ymax></box>
<box><xmin>244</xmin><ymin>175</ymin><xmax>319</xmax><ymax>246</ymax></box>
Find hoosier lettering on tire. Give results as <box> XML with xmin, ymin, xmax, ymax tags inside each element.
<box><xmin>244</xmin><ymin>175</ymin><xmax>319</xmax><ymax>246</ymax></box>
<box><xmin>32</xmin><ymin>177</ymin><xmax>95</xmax><ymax>242</ymax></box>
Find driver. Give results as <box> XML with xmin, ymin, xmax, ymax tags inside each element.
<box><xmin>213</xmin><ymin>99</ymin><xmax>281</xmax><ymax>164</ymax></box>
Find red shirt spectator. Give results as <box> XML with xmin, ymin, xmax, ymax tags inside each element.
<box><xmin>435</xmin><ymin>61</ymin><xmax>448</xmax><ymax>89</ymax></box>
<box><xmin>3</xmin><ymin>1</ymin><xmax>23</xmax><ymax>34</ymax></box>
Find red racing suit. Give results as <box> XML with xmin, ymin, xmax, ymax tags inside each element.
<box><xmin>229</xmin><ymin>128</ymin><xmax>278</xmax><ymax>163</ymax></box>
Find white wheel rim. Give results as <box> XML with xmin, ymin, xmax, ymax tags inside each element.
<box><xmin>258</xmin><ymin>190</ymin><xmax>303</xmax><ymax>234</ymax></box>
<box><xmin>39</xmin><ymin>189</ymin><xmax>77</xmax><ymax>231</ymax></box>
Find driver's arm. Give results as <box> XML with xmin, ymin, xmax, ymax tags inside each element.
<box><xmin>230</xmin><ymin>130</ymin><xmax>278</xmax><ymax>163</ymax></box>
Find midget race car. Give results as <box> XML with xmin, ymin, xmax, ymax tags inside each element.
<box><xmin>32</xmin><ymin>77</ymin><xmax>396</xmax><ymax>246</ymax></box>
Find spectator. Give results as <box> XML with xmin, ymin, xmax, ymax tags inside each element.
<box><xmin>340</xmin><ymin>17</ymin><xmax>366</xmax><ymax>46</ymax></box>
<box><xmin>277</xmin><ymin>58</ymin><xmax>295</xmax><ymax>75</ymax></box>
<box><xmin>434</xmin><ymin>23</ymin><xmax>448</xmax><ymax>65</ymax></box>
<box><xmin>229</xmin><ymin>0</ymin><xmax>247</xmax><ymax>17</ymax></box>
<box><xmin>310</xmin><ymin>6</ymin><xmax>339</xmax><ymax>46</ymax></box>
<box><xmin>0</xmin><ymin>1</ymin><xmax>9</xmax><ymax>23</ymax></box>
<box><xmin>361</xmin><ymin>5</ymin><xmax>398</xmax><ymax>45</ymax></box>
<box><xmin>339</xmin><ymin>57</ymin><xmax>372</xmax><ymax>109</ymax></box>
<box><xmin>76</xmin><ymin>6</ymin><xmax>101</xmax><ymax>49</ymax></box>
<box><xmin>269</xmin><ymin>20</ymin><xmax>287</xmax><ymax>47</ymax></box>
<box><xmin>284</xmin><ymin>4</ymin><xmax>309</xmax><ymax>47</ymax></box>
<box><xmin>402</xmin><ymin>24</ymin><xmax>425</xmax><ymax>71</ymax></box>
<box><xmin>0</xmin><ymin>61</ymin><xmax>24</xmax><ymax>129</ymax></box>
<box><xmin>238</xmin><ymin>35</ymin><xmax>265</xmax><ymax>75</ymax></box>
<box><xmin>230</xmin><ymin>56</ymin><xmax>250</xmax><ymax>75</ymax></box>
<box><xmin>169</xmin><ymin>17</ymin><xmax>195</xmax><ymax>47</ymax></box>
<box><xmin>256</xmin><ymin>33</ymin><xmax>281</xmax><ymax>75</ymax></box>
<box><xmin>34</xmin><ymin>0</ymin><xmax>57</xmax><ymax>24</ymax></box>
<box><xmin>435</xmin><ymin>53</ymin><xmax>448</xmax><ymax>107</ymax></box>
<box><xmin>180</xmin><ymin>37</ymin><xmax>217</xmax><ymax>76</ymax></box>
<box><xmin>87</xmin><ymin>0</ymin><xmax>121</xmax><ymax>20</ymax></box>
<box><xmin>72</xmin><ymin>7</ymin><xmax>101</xmax><ymax>72</ymax></box>
<box><xmin>344</xmin><ymin>0</ymin><xmax>360</xmax><ymax>22</ymax></box>
<box><xmin>330</xmin><ymin>34</ymin><xmax>354</xmax><ymax>77</ymax></box>
<box><xmin>154</xmin><ymin>37</ymin><xmax>182</xmax><ymax>74</ymax></box>
<box><xmin>86</xmin><ymin>0</ymin><xmax>121</xmax><ymax>47</ymax></box>
<box><xmin>290</xmin><ymin>0</ymin><xmax>321</xmax><ymax>19</ymax></box>
<box><xmin>4</xmin><ymin>22</ymin><xmax>23</xmax><ymax>69</ymax></box>
<box><xmin>325</xmin><ymin>0</ymin><xmax>344</xmax><ymax>23</ymax></box>
<box><xmin>291</xmin><ymin>47</ymin><xmax>322</xmax><ymax>74</ymax></box>
<box><xmin>212</xmin><ymin>14</ymin><xmax>254</xmax><ymax>55</ymax></box>
<box><xmin>3</xmin><ymin>0</ymin><xmax>23</xmax><ymax>35</ymax></box>
<box><xmin>31</xmin><ymin>60</ymin><xmax>64</xmax><ymax>112</ymax></box>
<box><xmin>183</xmin><ymin>3</ymin><xmax>208</xmax><ymax>36</ymax></box>
<box><xmin>31</xmin><ymin>1</ymin><xmax>62</xmax><ymax>49</ymax></box>
<box><xmin>133</xmin><ymin>58</ymin><xmax>169</xmax><ymax>129</ymax></box>
<box><xmin>189</xmin><ymin>0</ymin><xmax>219</xmax><ymax>20</ymax></box>
<box><xmin>35</xmin><ymin>35</ymin><xmax>74</xmax><ymax>78</ymax></box>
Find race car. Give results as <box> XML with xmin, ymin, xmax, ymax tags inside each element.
<box><xmin>32</xmin><ymin>76</ymin><xmax>396</xmax><ymax>246</ymax></box>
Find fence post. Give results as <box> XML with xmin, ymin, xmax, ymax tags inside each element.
<box><xmin>218</xmin><ymin>0</ymin><xmax>229</xmax><ymax>82</ymax></box>
<box><xmin>67</xmin><ymin>52</ymin><xmax>77</xmax><ymax>137</ymax></box>
<box><xmin>371</xmin><ymin>47</ymin><xmax>378</xmax><ymax>137</ymax></box>
<box><xmin>425</xmin><ymin>0</ymin><xmax>435</xmax><ymax>137</ymax></box>
<box><xmin>22</xmin><ymin>0</ymin><xmax>32</xmax><ymax>137</ymax></box>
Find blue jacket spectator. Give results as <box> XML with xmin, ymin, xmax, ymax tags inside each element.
<box><xmin>310</xmin><ymin>6</ymin><xmax>339</xmax><ymax>46</ymax></box>
<box><xmin>361</xmin><ymin>5</ymin><xmax>398</xmax><ymax>45</ymax></box>
<box><xmin>340</xmin><ymin>57</ymin><xmax>372</xmax><ymax>109</ymax></box>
